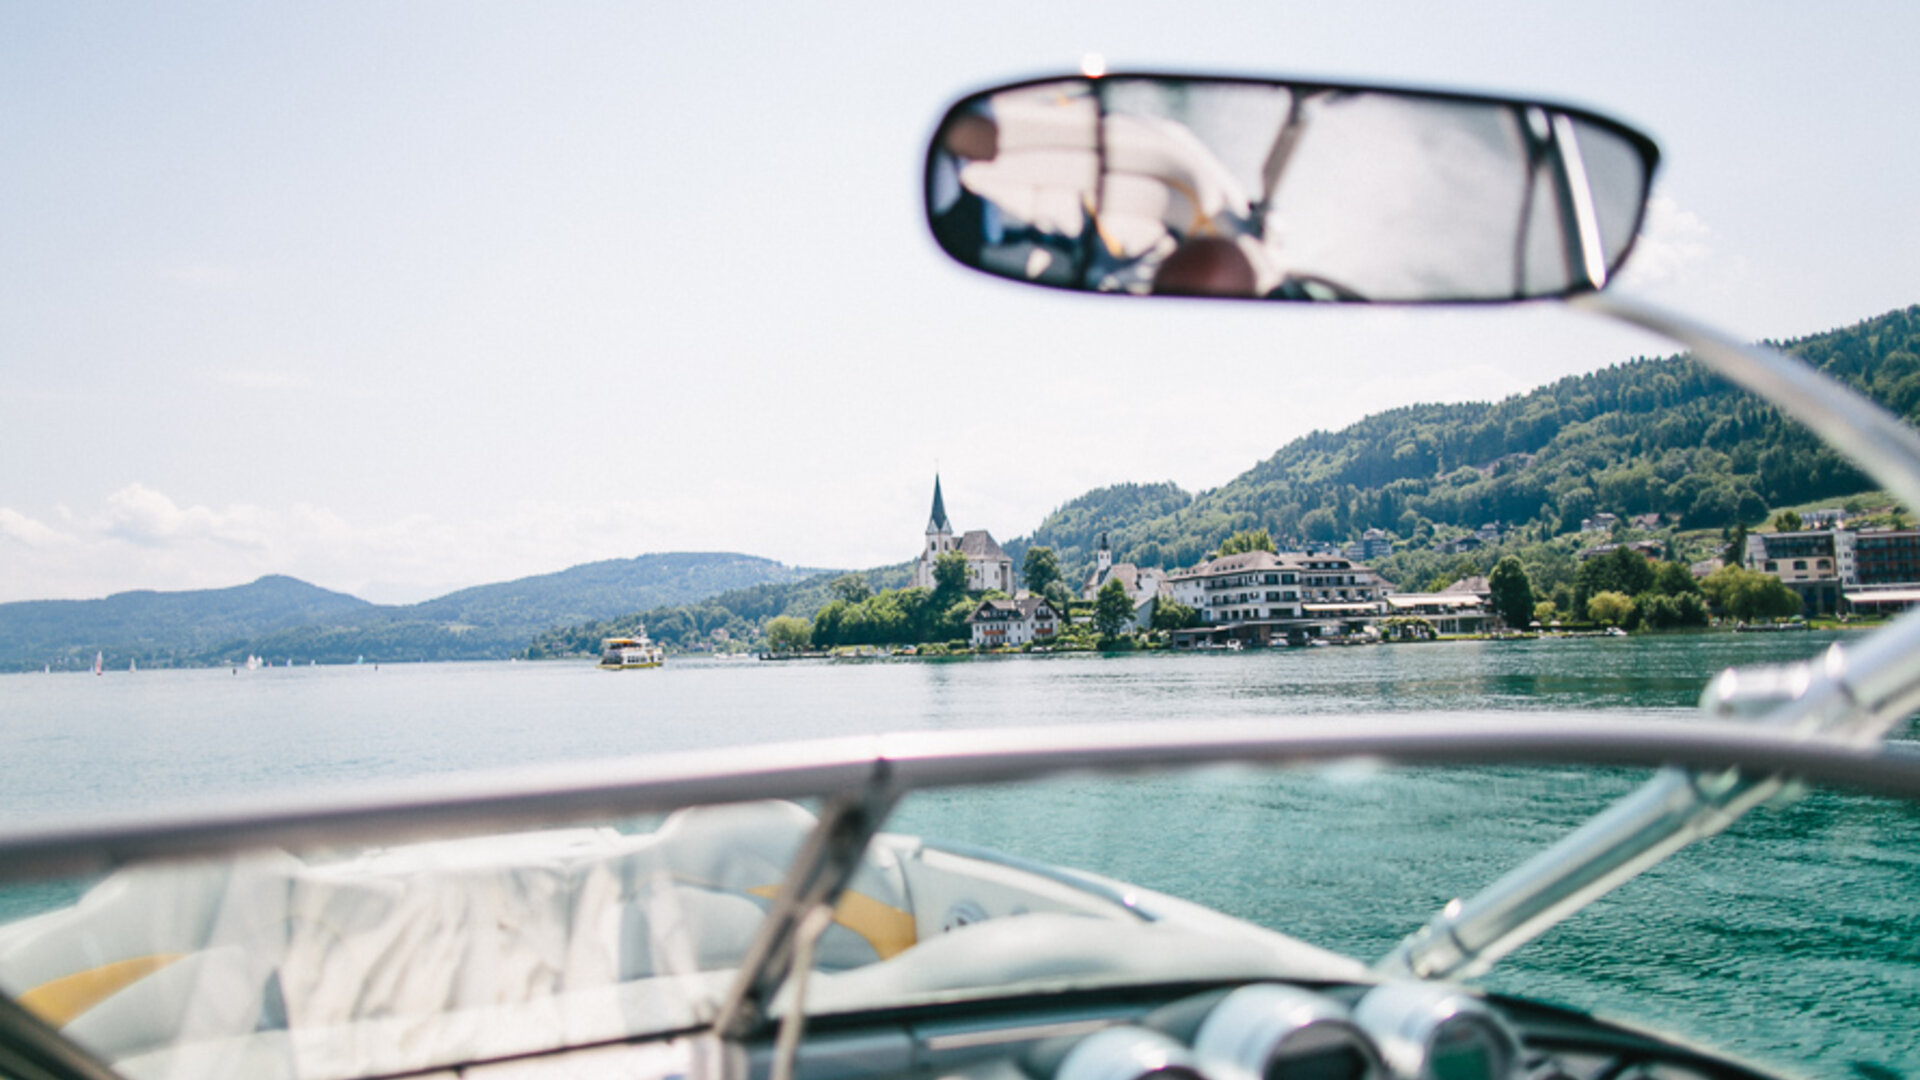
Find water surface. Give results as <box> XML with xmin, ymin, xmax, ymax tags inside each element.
<box><xmin>2</xmin><ymin>631</ymin><xmax>1912</xmax><ymax>1077</ymax></box>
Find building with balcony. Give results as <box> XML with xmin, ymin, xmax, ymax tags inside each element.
<box><xmin>1167</xmin><ymin>550</ymin><xmax>1388</xmax><ymax>647</ymax></box>
<box><xmin>966</xmin><ymin>597</ymin><xmax>1059</xmax><ymax>648</ymax></box>
<box><xmin>1743</xmin><ymin>527</ymin><xmax>1920</xmax><ymax>615</ymax></box>
<box><xmin>1745</xmin><ymin>529</ymin><xmax>1849</xmax><ymax>615</ymax></box>
<box><xmin>1843</xmin><ymin>529</ymin><xmax>1920</xmax><ymax>614</ymax></box>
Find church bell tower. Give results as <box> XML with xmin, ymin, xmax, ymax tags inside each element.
<box><xmin>916</xmin><ymin>475</ymin><xmax>955</xmax><ymax>590</ymax></box>
<box><xmin>925</xmin><ymin>474</ymin><xmax>954</xmax><ymax>557</ymax></box>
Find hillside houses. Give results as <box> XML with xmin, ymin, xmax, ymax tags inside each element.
<box><xmin>900</xmin><ymin>478</ymin><xmax>1524</xmax><ymax>648</ymax></box>
<box><xmin>1079</xmin><ymin>532</ymin><xmax>1165</xmax><ymax>630</ymax></box>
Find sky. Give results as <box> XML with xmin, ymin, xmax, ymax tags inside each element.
<box><xmin>3</xmin><ymin>2</ymin><xmax>1918</xmax><ymax>604</ymax></box>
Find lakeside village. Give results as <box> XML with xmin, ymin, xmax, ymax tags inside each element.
<box><xmin>768</xmin><ymin>477</ymin><xmax>1920</xmax><ymax>656</ymax></box>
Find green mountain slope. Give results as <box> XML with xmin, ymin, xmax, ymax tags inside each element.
<box><xmin>1001</xmin><ymin>482</ymin><xmax>1194</xmax><ymax>579</ymax></box>
<box><xmin>531</xmin><ymin>563</ymin><xmax>916</xmax><ymax>656</ymax></box>
<box><xmin>399</xmin><ymin>552</ymin><xmax>825</xmax><ymax>640</ymax></box>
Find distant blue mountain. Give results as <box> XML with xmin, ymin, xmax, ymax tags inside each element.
<box><xmin>0</xmin><ymin>553</ymin><xmax>822</xmax><ymax>670</ymax></box>
<box><xmin>0</xmin><ymin>575</ymin><xmax>371</xmax><ymax>671</ymax></box>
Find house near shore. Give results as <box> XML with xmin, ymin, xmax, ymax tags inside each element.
<box><xmin>911</xmin><ymin>475</ymin><xmax>1015</xmax><ymax>594</ymax></box>
<box><xmin>1381</xmin><ymin>575</ymin><xmax>1495</xmax><ymax>634</ymax></box>
<box><xmin>1165</xmin><ymin>549</ymin><xmax>1392</xmax><ymax>647</ymax></box>
<box><xmin>1159</xmin><ymin>544</ymin><xmax>1510</xmax><ymax>644</ymax></box>
<box><xmin>967</xmin><ymin>597</ymin><xmax>1059</xmax><ymax>648</ymax></box>
<box><xmin>1383</xmin><ymin>593</ymin><xmax>1494</xmax><ymax>635</ymax></box>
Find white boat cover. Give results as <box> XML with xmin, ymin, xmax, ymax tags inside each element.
<box><xmin>0</xmin><ymin>802</ymin><xmax>907</xmax><ymax>1080</ymax></box>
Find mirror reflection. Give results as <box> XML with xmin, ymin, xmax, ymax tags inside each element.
<box><xmin>926</xmin><ymin>76</ymin><xmax>1658</xmax><ymax>302</ymax></box>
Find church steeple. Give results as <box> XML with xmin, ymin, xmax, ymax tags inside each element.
<box><xmin>927</xmin><ymin>474</ymin><xmax>953</xmax><ymax>535</ymax></box>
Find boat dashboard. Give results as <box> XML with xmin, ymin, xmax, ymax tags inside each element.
<box><xmin>724</xmin><ymin>980</ymin><xmax>1776</xmax><ymax>1080</ymax></box>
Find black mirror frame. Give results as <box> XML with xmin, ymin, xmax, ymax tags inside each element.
<box><xmin>923</xmin><ymin>72</ymin><xmax>1662</xmax><ymax>305</ymax></box>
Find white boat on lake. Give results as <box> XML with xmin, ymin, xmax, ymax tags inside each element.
<box><xmin>599</xmin><ymin>630</ymin><xmax>664</xmax><ymax>670</ymax></box>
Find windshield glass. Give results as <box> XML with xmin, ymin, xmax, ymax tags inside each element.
<box><xmin>853</xmin><ymin>765</ymin><xmax>1920</xmax><ymax>1075</ymax></box>
<box><xmin>4</xmin><ymin>751</ymin><xmax>1917</xmax><ymax>1077</ymax></box>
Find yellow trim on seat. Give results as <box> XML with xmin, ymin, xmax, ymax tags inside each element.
<box><xmin>18</xmin><ymin>953</ymin><xmax>184</xmax><ymax>1026</ymax></box>
<box><xmin>748</xmin><ymin>887</ymin><xmax>917</xmax><ymax>960</ymax></box>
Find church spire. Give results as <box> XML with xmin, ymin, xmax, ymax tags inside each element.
<box><xmin>927</xmin><ymin>474</ymin><xmax>952</xmax><ymax>534</ymax></box>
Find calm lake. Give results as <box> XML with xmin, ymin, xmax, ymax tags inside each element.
<box><xmin>2</xmin><ymin>631</ymin><xmax>1915</xmax><ymax>1077</ymax></box>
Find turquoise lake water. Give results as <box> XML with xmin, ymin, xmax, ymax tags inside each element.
<box><xmin>1</xmin><ymin>632</ymin><xmax>1913</xmax><ymax>1077</ymax></box>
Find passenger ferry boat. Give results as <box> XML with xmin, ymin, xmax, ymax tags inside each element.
<box><xmin>599</xmin><ymin>630</ymin><xmax>664</xmax><ymax>669</ymax></box>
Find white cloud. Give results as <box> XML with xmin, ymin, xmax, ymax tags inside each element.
<box><xmin>1616</xmin><ymin>194</ymin><xmax>1713</xmax><ymax>287</ymax></box>
<box><xmin>102</xmin><ymin>484</ymin><xmax>272</xmax><ymax>551</ymax></box>
<box><xmin>0</xmin><ymin>508</ymin><xmax>71</xmax><ymax>549</ymax></box>
<box><xmin>0</xmin><ymin>485</ymin><xmax>799</xmax><ymax>605</ymax></box>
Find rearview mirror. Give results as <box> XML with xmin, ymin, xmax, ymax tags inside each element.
<box><xmin>925</xmin><ymin>75</ymin><xmax>1658</xmax><ymax>302</ymax></box>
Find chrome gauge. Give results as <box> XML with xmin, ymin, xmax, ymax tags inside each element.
<box><xmin>1194</xmin><ymin>984</ymin><xmax>1384</xmax><ymax>1080</ymax></box>
<box><xmin>1056</xmin><ymin>1026</ymin><xmax>1209</xmax><ymax>1080</ymax></box>
<box><xmin>1352</xmin><ymin>983</ymin><xmax>1520</xmax><ymax>1080</ymax></box>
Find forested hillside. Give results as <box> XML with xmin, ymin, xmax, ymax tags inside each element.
<box><xmin>1079</xmin><ymin>305</ymin><xmax>1919</xmax><ymax>581</ymax></box>
<box><xmin>1001</xmin><ymin>482</ymin><xmax>1193</xmax><ymax>580</ymax></box>
<box><xmin>529</xmin><ymin>564</ymin><xmax>913</xmax><ymax>656</ymax></box>
<box><xmin>396</xmin><ymin>552</ymin><xmax>823</xmax><ymax>642</ymax></box>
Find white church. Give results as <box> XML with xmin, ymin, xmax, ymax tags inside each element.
<box><xmin>912</xmin><ymin>475</ymin><xmax>1015</xmax><ymax>594</ymax></box>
